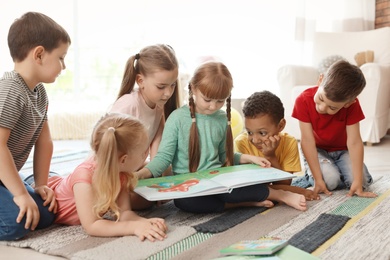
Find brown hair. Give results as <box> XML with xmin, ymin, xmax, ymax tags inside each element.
<box><xmin>8</xmin><ymin>12</ymin><xmax>71</xmax><ymax>62</ymax></box>
<box><xmin>322</xmin><ymin>60</ymin><xmax>366</xmax><ymax>102</ymax></box>
<box><xmin>116</xmin><ymin>44</ymin><xmax>180</xmax><ymax>120</ymax></box>
<box><xmin>242</xmin><ymin>91</ymin><xmax>284</xmax><ymax>124</ymax></box>
<box><xmin>90</xmin><ymin>113</ymin><xmax>147</xmax><ymax>220</ymax></box>
<box><xmin>188</xmin><ymin>61</ymin><xmax>234</xmax><ymax>172</ymax></box>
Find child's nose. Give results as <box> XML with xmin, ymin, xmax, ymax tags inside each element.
<box><xmin>318</xmin><ymin>103</ymin><xmax>326</xmax><ymax>112</ymax></box>
<box><xmin>252</xmin><ymin>135</ymin><xmax>262</xmax><ymax>144</ymax></box>
<box><xmin>164</xmin><ymin>88</ymin><xmax>173</xmax><ymax>97</ymax></box>
<box><xmin>210</xmin><ymin>101</ymin><xmax>219</xmax><ymax>110</ymax></box>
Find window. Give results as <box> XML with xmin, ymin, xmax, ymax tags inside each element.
<box><xmin>1</xmin><ymin>0</ymin><xmax>299</xmax><ymax>113</ymax></box>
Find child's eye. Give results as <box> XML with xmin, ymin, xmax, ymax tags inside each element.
<box><xmin>247</xmin><ymin>130</ymin><xmax>267</xmax><ymax>137</ymax></box>
<box><xmin>157</xmin><ymin>85</ymin><xmax>165</xmax><ymax>90</ymax></box>
<box><xmin>204</xmin><ymin>98</ymin><xmax>211</xmax><ymax>102</ymax></box>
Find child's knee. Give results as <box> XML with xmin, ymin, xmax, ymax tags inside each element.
<box><xmin>320</xmin><ymin>160</ymin><xmax>340</xmax><ymax>190</ymax></box>
<box><xmin>30</xmin><ymin>193</ymin><xmax>56</xmax><ymax>229</ymax></box>
<box><xmin>36</xmin><ymin>209</ymin><xmax>56</xmax><ymax>229</ymax></box>
<box><xmin>0</xmin><ymin>221</ymin><xmax>30</xmax><ymax>241</ymax></box>
<box><xmin>362</xmin><ymin>173</ymin><xmax>374</xmax><ymax>189</ymax></box>
<box><xmin>324</xmin><ymin>177</ymin><xmax>340</xmax><ymax>190</ymax></box>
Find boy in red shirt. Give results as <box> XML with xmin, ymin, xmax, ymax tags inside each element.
<box><xmin>292</xmin><ymin>60</ymin><xmax>376</xmax><ymax>198</ymax></box>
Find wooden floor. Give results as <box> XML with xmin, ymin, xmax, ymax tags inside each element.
<box><xmin>1</xmin><ymin>135</ymin><xmax>390</xmax><ymax>260</ymax></box>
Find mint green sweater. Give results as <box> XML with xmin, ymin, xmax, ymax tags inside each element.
<box><xmin>146</xmin><ymin>106</ymin><xmax>241</xmax><ymax>177</ymax></box>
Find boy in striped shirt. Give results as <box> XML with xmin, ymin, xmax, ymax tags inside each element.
<box><xmin>0</xmin><ymin>12</ymin><xmax>71</xmax><ymax>240</ymax></box>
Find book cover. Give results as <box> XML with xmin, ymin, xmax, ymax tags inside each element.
<box><xmin>219</xmin><ymin>237</ymin><xmax>288</xmax><ymax>256</ymax></box>
<box><xmin>134</xmin><ymin>164</ymin><xmax>294</xmax><ymax>201</ymax></box>
<box><xmin>214</xmin><ymin>245</ymin><xmax>320</xmax><ymax>259</ymax></box>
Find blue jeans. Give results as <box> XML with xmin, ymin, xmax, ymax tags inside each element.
<box><xmin>292</xmin><ymin>148</ymin><xmax>373</xmax><ymax>191</ymax></box>
<box><xmin>0</xmin><ymin>181</ymin><xmax>55</xmax><ymax>241</ymax></box>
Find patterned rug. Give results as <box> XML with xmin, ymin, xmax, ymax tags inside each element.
<box><xmin>2</xmin><ymin>175</ymin><xmax>389</xmax><ymax>260</ymax></box>
<box><xmin>175</xmin><ymin>175</ymin><xmax>390</xmax><ymax>260</ymax></box>
<box><xmin>0</xmin><ymin>197</ymin><xmax>271</xmax><ymax>259</ymax></box>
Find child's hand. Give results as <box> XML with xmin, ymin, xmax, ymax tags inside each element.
<box><xmin>313</xmin><ymin>179</ymin><xmax>332</xmax><ymax>197</ymax></box>
<box><xmin>34</xmin><ymin>185</ymin><xmax>58</xmax><ymax>213</ymax></box>
<box><xmin>13</xmin><ymin>193</ymin><xmax>40</xmax><ymax>230</ymax></box>
<box><xmin>254</xmin><ymin>157</ymin><xmax>271</xmax><ymax>168</ymax></box>
<box><xmin>259</xmin><ymin>134</ymin><xmax>281</xmax><ymax>158</ymax></box>
<box><xmin>135</xmin><ymin>168</ymin><xmax>153</xmax><ymax>180</ymax></box>
<box><xmin>347</xmin><ymin>181</ymin><xmax>377</xmax><ymax>198</ymax></box>
<box><xmin>135</xmin><ymin>218</ymin><xmax>168</xmax><ymax>242</ymax></box>
<box><xmin>150</xmin><ymin>218</ymin><xmax>167</xmax><ymax>232</ymax></box>
<box><xmin>241</xmin><ymin>154</ymin><xmax>271</xmax><ymax>167</ymax></box>
<box><xmin>302</xmin><ymin>189</ymin><xmax>321</xmax><ymax>201</ymax></box>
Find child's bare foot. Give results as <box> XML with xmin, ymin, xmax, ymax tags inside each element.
<box><xmin>254</xmin><ymin>199</ymin><xmax>274</xmax><ymax>208</ymax></box>
<box><xmin>303</xmin><ymin>189</ymin><xmax>320</xmax><ymax>201</ymax></box>
<box><xmin>268</xmin><ymin>188</ymin><xmax>307</xmax><ymax>211</ymax></box>
<box><xmin>283</xmin><ymin>193</ymin><xmax>307</xmax><ymax>211</ymax></box>
<box><xmin>224</xmin><ymin>200</ymin><xmax>274</xmax><ymax>210</ymax></box>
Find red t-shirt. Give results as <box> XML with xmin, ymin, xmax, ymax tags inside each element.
<box><xmin>292</xmin><ymin>87</ymin><xmax>364</xmax><ymax>152</ymax></box>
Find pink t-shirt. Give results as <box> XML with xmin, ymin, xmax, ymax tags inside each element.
<box><xmin>48</xmin><ymin>158</ymin><xmax>95</xmax><ymax>225</ymax></box>
<box><xmin>48</xmin><ymin>158</ymin><xmax>130</xmax><ymax>226</ymax></box>
<box><xmin>292</xmin><ymin>86</ymin><xmax>365</xmax><ymax>152</ymax></box>
<box><xmin>110</xmin><ymin>89</ymin><xmax>163</xmax><ymax>147</ymax></box>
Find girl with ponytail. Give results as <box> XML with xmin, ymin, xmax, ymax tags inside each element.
<box><xmin>47</xmin><ymin>113</ymin><xmax>167</xmax><ymax>241</ymax></box>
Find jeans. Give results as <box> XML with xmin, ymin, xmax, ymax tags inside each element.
<box><xmin>292</xmin><ymin>148</ymin><xmax>373</xmax><ymax>191</ymax></box>
<box><xmin>0</xmin><ymin>181</ymin><xmax>55</xmax><ymax>241</ymax></box>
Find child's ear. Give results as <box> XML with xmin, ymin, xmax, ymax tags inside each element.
<box><xmin>33</xmin><ymin>46</ymin><xmax>45</xmax><ymax>64</ymax></box>
<box><xmin>344</xmin><ymin>99</ymin><xmax>356</xmax><ymax>108</ymax></box>
<box><xmin>136</xmin><ymin>74</ymin><xmax>144</xmax><ymax>88</ymax></box>
<box><xmin>317</xmin><ymin>74</ymin><xmax>324</xmax><ymax>86</ymax></box>
<box><xmin>120</xmin><ymin>154</ymin><xmax>127</xmax><ymax>164</ymax></box>
<box><xmin>278</xmin><ymin>118</ymin><xmax>286</xmax><ymax>132</ymax></box>
<box><xmin>189</xmin><ymin>85</ymin><xmax>198</xmax><ymax>96</ymax></box>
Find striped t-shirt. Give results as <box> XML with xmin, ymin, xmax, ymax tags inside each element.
<box><xmin>0</xmin><ymin>71</ymin><xmax>48</xmax><ymax>171</ymax></box>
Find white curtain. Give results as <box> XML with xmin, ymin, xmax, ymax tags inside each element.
<box><xmin>291</xmin><ymin>0</ymin><xmax>376</xmax><ymax>65</ymax></box>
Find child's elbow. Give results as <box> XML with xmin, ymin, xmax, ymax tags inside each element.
<box><xmin>82</xmin><ymin>224</ymin><xmax>100</xmax><ymax>237</ymax></box>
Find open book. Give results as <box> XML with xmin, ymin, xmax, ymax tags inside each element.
<box><xmin>134</xmin><ymin>164</ymin><xmax>295</xmax><ymax>201</ymax></box>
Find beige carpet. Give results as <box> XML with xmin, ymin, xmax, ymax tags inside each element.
<box><xmin>2</xmin><ymin>175</ymin><xmax>389</xmax><ymax>260</ymax></box>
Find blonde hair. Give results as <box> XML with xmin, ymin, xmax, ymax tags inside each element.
<box><xmin>188</xmin><ymin>61</ymin><xmax>234</xmax><ymax>172</ymax></box>
<box><xmin>90</xmin><ymin>113</ymin><xmax>147</xmax><ymax>220</ymax></box>
<box><xmin>116</xmin><ymin>44</ymin><xmax>180</xmax><ymax>120</ymax></box>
